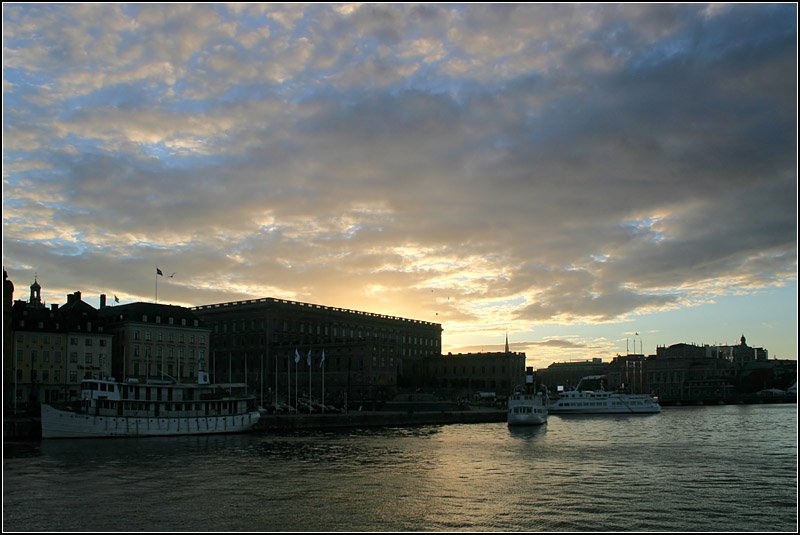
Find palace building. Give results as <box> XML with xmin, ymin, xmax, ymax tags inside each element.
<box><xmin>192</xmin><ymin>297</ymin><xmax>442</xmax><ymax>406</ymax></box>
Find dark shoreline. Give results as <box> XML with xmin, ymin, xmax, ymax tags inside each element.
<box><xmin>5</xmin><ymin>397</ymin><xmax>795</xmax><ymax>440</ymax></box>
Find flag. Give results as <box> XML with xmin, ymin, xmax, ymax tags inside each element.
<box><xmin>156</xmin><ymin>267</ymin><xmax>163</xmax><ymax>276</ymax></box>
<box><xmin>294</xmin><ymin>348</ymin><xmax>301</xmax><ymax>364</ymax></box>
<box><xmin>114</xmin><ymin>295</ymin><xmax>119</xmax><ymax>303</ymax></box>
<box><xmin>320</xmin><ymin>349</ymin><xmax>325</xmax><ymax>368</ymax></box>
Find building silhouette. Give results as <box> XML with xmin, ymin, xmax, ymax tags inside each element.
<box><xmin>191</xmin><ymin>297</ymin><xmax>442</xmax><ymax>407</ymax></box>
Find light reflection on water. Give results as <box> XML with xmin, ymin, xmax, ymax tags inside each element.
<box><xmin>3</xmin><ymin>404</ymin><xmax>797</xmax><ymax>532</ymax></box>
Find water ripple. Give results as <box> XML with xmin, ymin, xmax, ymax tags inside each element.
<box><xmin>3</xmin><ymin>404</ymin><xmax>797</xmax><ymax>531</ymax></box>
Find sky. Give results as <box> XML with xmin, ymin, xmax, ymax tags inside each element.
<box><xmin>2</xmin><ymin>3</ymin><xmax>797</xmax><ymax>369</ymax></box>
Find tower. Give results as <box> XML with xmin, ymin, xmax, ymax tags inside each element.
<box><xmin>29</xmin><ymin>275</ymin><xmax>43</xmax><ymax>308</ymax></box>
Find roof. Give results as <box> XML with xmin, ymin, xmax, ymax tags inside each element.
<box><xmin>98</xmin><ymin>301</ymin><xmax>206</xmax><ymax>327</ymax></box>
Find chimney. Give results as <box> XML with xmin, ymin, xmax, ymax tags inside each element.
<box><xmin>74</xmin><ymin>291</ymin><xmax>81</xmax><ymax>302</ymax></box>
<box><xmin>51</xmin><ymin>304</ymin><xmax>59</xmax><ymax>311</ymax></box>
<box><xmin>67</xmin><ymin>293</ymin><xmax>74</xmax><ymax>303</ymax></box>
<box><xmin>100</xmin><ymin>294</ymin><xmax>106</xmax><ymax>309</ymax></box>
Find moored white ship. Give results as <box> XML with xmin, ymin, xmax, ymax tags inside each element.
<box><xmin>508</xmin><ymin>367</ymin><xmax>548</xmax><ymax>426</ymax></box>
<box><xmin>41</xmin><ymin>371</ymin><xmax>261</xmax><ymax>439</ymax></box>
<box><xmin>548</xmin><ymin>375</ymin><xmax>661</xmax><ymax>414</ymax></box>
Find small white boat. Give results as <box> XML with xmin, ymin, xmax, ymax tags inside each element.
<box><xmin>548</xmin><ymin>375</ymin><xmax>661</xmax><ymax>415</ymax></box>
<box><xmin>508</xmin><ymin>367</ymin><xmax>548</xmax><ymax>426</ymax></box>
<box><xmin>41</xmin><ymin>371</ymin><xmax>261</xmax><ymax>439</ymax></box>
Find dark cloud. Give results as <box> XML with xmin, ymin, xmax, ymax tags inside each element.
<box><xmin>3</xmin><ymin>4</ymin><xmax>796</xmax><ymax>359</ymax></box>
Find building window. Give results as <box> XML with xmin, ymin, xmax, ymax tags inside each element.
<box><xmin>85</xmin><ymin>353</ymin><xmax>92</xmax><ymax>365</ymax></box>
<box><xmin>71</xmin><ymin>337</ymin><xmax>78</xmax><ymax>345</ymax></box>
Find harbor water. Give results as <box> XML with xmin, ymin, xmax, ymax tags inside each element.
<box><xmin>3</xmin><ymin>404</ymin><xmax>797</xmax><ymax>532</ymax></box>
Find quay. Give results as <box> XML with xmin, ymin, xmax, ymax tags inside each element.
<box><xmin>3</xmin><ymin>408</ymin><xmax>506</xmax><ymax>440</ymax></box>
<box><xmin>255</xmin><ymin>407</ymin><xmax>505</xmax><ymax>432</ymax></box>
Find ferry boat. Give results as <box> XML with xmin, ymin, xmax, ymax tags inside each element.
<box><xmin>508</xmin><ymin>367</ymin><xmax>548</xmax><ymax>426</ymax></box>
<box><xmin>40</xmin><ymin>371</ymin><xmax>261</xmax><ymax>439</ymax></box>
<box><xmin>548</xmin><ymin>375</ymin><xmax>661</xmax><ymax>415</ymax></box>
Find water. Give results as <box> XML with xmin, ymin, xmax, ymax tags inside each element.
<box><xmin>3</xmin><ymin>404</ymin><xmax>797</xmax><ymax>532</ymax></box>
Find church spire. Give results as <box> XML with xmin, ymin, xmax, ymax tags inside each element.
<box><xmin>505</xmin><ymin>331</ymin><xmax>510</xmax><ymax>353</ymax></box>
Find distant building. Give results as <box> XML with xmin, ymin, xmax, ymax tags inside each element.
<box><xmin>538</xmin><ymin>358</ymin><xmax>608</xmax><ymax>392</ymax></box>
<box><xmin>8</xmin><ymin>281</ymin><xmax>112</xmax><ymax>409</ymax></box>
<box><xmin>192</xmin><ymin>297</ymin><xmax>442</xmax><ymax>406</ymax></box>
<box><xmin>648</xmin><ymin>342</ymin><xmax>735</xmax><ymax>402</ymax></box>
<box><xmin>3</xmin><ymin>269</ymin><xmax>15</xmax><ymax>409</ymax></box>
<box><xmin>423</xmin><ymin>351</ymin><xmax>526</xmax><ymax>396</ymax></box>
<box><xmin>98</xmin><ymin>301</ymin><xmax>210</xmax><ymax>384</ymax></box>
<box><xmin>718</xmin><ymin>334</ymin><xmax>768</xmax><ymax>365</ymax></box>
<box><xmin>59</xmin><ymin>291</ymin><xmax>113</xmax><ymax>400</ymax></box>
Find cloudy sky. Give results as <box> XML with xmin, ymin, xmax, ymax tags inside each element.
<box><xmin>3</xmin><ymin>3</ymin><xmax>797</xmax><ymax>367</ymax></box>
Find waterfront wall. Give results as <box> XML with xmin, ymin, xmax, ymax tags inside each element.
<box><xmin>255</xmin><ymin>408</ymin><xmax>506</xmax><ymax>431</ymax></box>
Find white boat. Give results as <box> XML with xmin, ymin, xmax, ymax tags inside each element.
<box><xmin>548</xmin><ymin>375</ymin><xmax>661</xmax><ymax>414</ymax></box>
<box><xmin>41</xmin><ymin>371</ymin><xmax>261</xmax><ymax>439</ymax></box>
<box><xmin>508</xmin><ymin>367</ymin><xmax>548</xmax><ymax>426</ymax></box>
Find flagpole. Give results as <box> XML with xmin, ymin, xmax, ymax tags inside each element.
<box><xmin>260</xmin><ymin>352</ymin><xmax>264</xmax><ymax>409</ymax></box>
<box><xmin>321</xmin><ymin>350</ymin><xmax>325</xmax><ymax>415</ymax></box>
<box><xmin>287</xmin><ymin>354</ymin><xmax>291</xmax><ymax>409</ymax></box>
<box><xmin>308</xmin><ymin>350</ymin><xmax>312</xmax><ymax>414</ymax></box>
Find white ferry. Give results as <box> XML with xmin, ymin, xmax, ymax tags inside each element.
<box><xmin>548</xmin><ymin>375</ymin><xmax>661</xmax><ymax>415</ymax></box>
<box><xmin>40</xmin><ymin>371</ymin><xmax>261</xmax><ymax>439</ymax></box>
<box><xmin>508</xmin><ymin>367</ymin><xmax>548</xmax><ymax>426</ymax></box>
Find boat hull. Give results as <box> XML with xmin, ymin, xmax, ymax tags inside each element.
<box><xmin>548</xmin><ymin>395</ymin><xmax>661</xmax><ymax>415</ymax></box>
<box><xmin>548</xmin><ymin>406</ymin><xmax>660</xmax><ymax>415</ymax></box>
<box><xmin>507</xmin><ymin>412</ymin><xmax>548</xmax><ymax>426</ymax></box>
<box><xmin>41</xmin><ymin>403</ymin><xmax>261</xmax><ymax>439</ymax></box>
